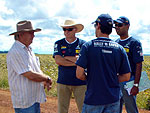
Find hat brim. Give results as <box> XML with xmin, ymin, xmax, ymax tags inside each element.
<box><xmin>114</xmin><ymin>19</ymin><xmax>123</xmax><ymax>24</ymax></box>
<box><xmin>9</xmin><ymin>28</ymin><xmax>41</xmax><ymax>36</ymax></box>
<box><xmin>91</xmin><ymin>21</ymin><xmax>95</xmax><ymax>24</ymax></box>
<box><xmin>61</xmin><ymin>24</ymin><xmax>84</xmax><ymax>33</ymax></box>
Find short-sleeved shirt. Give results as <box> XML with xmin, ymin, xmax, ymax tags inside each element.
<box><xmin>53</xmin><ymin>38</ymin><xmax>86</xmax><ymax>85</ymax></box>
<box><xmin>116</xmin><ymin>37</ymin><xmax>144</xmax><ymax>80</ymax></box>
<box><xmin>7</xmin><ymin>41</ymin><xmax>46</xmax><ymax>108</ymax></box>
<box><xmin>76</xmin><ymin>37</ymin><xmax>131</xmax><ymax>105</ymax></box>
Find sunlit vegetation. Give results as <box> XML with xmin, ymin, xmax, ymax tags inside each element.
<box><xmin>0</xmin><ymin>54</ymin><xmax>150</xmax><ymax>110</ymax></box>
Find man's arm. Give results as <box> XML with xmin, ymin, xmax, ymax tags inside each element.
<box><xmin>134</xmin><ymin>62</ymin><xmax>142</xmax><ymax>85</ymax></box>
<box><xmin>118</xmin><ymin>72</ymin><xmax>131</xmax><ymax>82</ymax></box>
<box><xmin>54</xmin><ymin>55</ymin><xmax>76</xmax><ymax>66</ymax></box>
<box><xmin>22</xmin><ymin>71</ymin><xmax>50</xmax><ymax>82</ymax></box>
<box><xmin>22</xmin><ymin>71</ymin><xmax>52</xmax><ymax>91</ymax></box>
<box><xmin>76</xmin><ymin>66</ymin><xmax>86</xmax><ymax>80</ymax></box>
<box><xmin>130</xmin><ymin>62</ymin><xmax>142</xmax><ymax>95</ymax></box>
<box><xmin>64</xmin><ymin>56</ymin><xmax>78</xmax><ymax>63</ymax></box>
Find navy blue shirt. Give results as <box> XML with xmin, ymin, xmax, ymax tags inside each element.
<box><xmin>116</xmin><ymin>37</ymin><xmax>144</xmax><ymax>81</ymax></box>
<box><xmin>53</xmin><ymin>38</ymin><xmax>86</xmax><ymax>85</ymax></box>
<box><xmin>76</xmin><ymin>37</ymin><xmax>131</xmax><ymax>105</ymax></box>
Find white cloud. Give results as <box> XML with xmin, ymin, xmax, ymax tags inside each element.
<box><xmin>138</xmin><ymin>33</ymin><xmax>150</xmax><ymax>54</ymax></box>
<box><xmin>0</xmin><ymin>0</ymin><xmax>150</xmax><ymax>54</ymax></box>
<box><xmin>0</xmin><ymin>0</ymin><xmax>13</xmax><ymax>15</ymax></box>
<box><xmin>0</xmin><ymin>35</ymin><xmax>14</xmax><ymax>51</ymax></box>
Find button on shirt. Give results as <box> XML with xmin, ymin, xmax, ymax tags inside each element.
<box><xmin>7</xmin><ymin>41</ymin><xmax>46</xmax><ymax>108</ymax></box>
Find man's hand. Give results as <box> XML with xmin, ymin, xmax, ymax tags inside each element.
<box><xmin>44</xmin><ymin>76</ymin><xmax>52</xmax><ymax>91</ymax></box>
<box><xmin>76</xmin><ymin>66</ymin><xmax>87</xmax><ymax>80</ymax></box>
<box><xmin>130</xmin><ymin>86</ymin><xmax>139</xmax><ymax>96</ymax></box>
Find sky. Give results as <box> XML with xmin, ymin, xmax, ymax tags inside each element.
<box><xmin>0</xmin><ymin>0</ymin><xmax>150</xmax><ymax>54</ymax></box>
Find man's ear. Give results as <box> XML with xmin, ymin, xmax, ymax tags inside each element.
<box><xmin>18</xmin><ymin>33</ymin><xmax>24</xmax><ymax>39</ymax></box>
<box><xmin>127</xmin><ymin>24</ymin><xmax>130</xmax><ymax>29</ymax></box>
<box><xmin>74</xmin><ymin>27</ymin><xmax>77</xmax><ymax>32</ymax></box>
<box><xmin>97</xmin><ymin>23</ymin><xmax>101</xmax><ymax>29</ymax></box>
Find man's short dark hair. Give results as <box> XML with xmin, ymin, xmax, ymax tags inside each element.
<box><xmin>99</xmin><ymin>23</ymin><xmax>112</xmax><ymax>35</ymax></box>
<box><xmin>93</xmin><ymin>14</ymin><xmax>113</xmax><ymax>35</ymax></box>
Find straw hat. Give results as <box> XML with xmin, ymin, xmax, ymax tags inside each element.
<box><xmin>9</xmin><ymin>20</ymin><xmax>41</xmax><ymax>35</ymax></box>
<box><xmin>60</xmin><ymin>20</ymin><xmax>84</xmax><ymax>33</ymax></box>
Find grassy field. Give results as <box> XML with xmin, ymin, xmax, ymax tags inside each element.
<box><xmin>0</xmin><ymin>54</ymin><xmax>150</xmax><ymax>110</ymax></box>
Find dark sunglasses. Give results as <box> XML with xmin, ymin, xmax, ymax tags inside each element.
<box><xmin>94</xmin><ymin>23</ymin><xmax>97</xmax><ymax>28</ymax></box>
<box><xmin>63</xmin><ymin>28</ymin><xmax>74</xmax><ymax>31</ymax></box>
<box><xmin>115</xmin><ymin>23</ymin><xmax>124</xmax><ymax>27</ymax></box>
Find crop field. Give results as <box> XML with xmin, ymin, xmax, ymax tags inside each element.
<box><xmin>0</xmin><ymin>54</ymin><xmax>150</xmax><ymax>110</ymax></box>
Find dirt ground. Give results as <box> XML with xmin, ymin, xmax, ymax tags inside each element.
<box><xmin>0</xmin><ymin>89</ymin><xmax>150</xmax><ymax>113</ymax></box>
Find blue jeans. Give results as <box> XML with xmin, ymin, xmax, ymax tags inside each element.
<box><xmin>14</xmin><ymin>102</ymin><xmax>40</xmax><ymax>113</ymax></box>
<box><xmin>82</xmin><ymin>100</ymin><xmax>120</xmax><ymax>113</ymax></box>
<box><xmin>120</xmin><ymin>83</ymin><xmax>138</xmax><ymax>113</ymax></box>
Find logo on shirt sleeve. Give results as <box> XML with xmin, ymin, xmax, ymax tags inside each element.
<box><xmin>124</xmin><ymin>48</ymin><xmax>129</xmax><ymax>53</ymax></box>
<box><xmin>124</xmin><ymin>44</ymin><xmax>130</xmax><ymax>53</ymax></box>
<box><xmin>54</xmin><ymin>44</ymin><xmax>58</xmax><ymax>53</ymax></box>
<box><xmin>75</xmin><ymin>45</ymin><xmax>80</xmax><ymax>55</ymax></box>
<box><xmin>137</xmin><ymin>46</ymin><xmax>143</xmax><ymax>56</ymax></box>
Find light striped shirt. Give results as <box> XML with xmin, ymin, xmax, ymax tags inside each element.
<box><xmin>7</xmin><ymin>41</ymin><xmax>46</xmax><ymax>108</ymax></box>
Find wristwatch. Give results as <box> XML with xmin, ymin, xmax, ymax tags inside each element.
<box><xmin>46</xmin><ymin>76</ymin><xmax>51</xmax><ymax>82</ymax></box>
<box><xmin>133</xmin><ymin>83</ymin><xmax>139</xmax><ymax>87</ymax></box>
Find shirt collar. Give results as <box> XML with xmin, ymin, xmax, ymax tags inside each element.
<box><xmin>15</xmin><ymin>40</ymin><xmax>32</xmax><ymax>50</ymax></box>
<box><xmin>119</xmin><ymin>36</ymin><xmax>131</xmax><ymax>41</ymax></box>
<box><xmin>65</xmin><ymin>38</ymin><xmax>77</xmax><ymax>44</ymax></box>
<box><xmin>97</xmin><ymin>37</ymin><xmax>111</xmax><ymax>41</ymax></box>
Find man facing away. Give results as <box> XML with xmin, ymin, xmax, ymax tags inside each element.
<box><xmin>76</xmin><ymin>14</ymin><xmax>131</xmax><ymax>113</ymax></box>
<box><xmin>114</xmin><ymin>16</ymin><xmax>144</xmax><ymax>113</ymax></box>
<box><xmin>7</xmin><ymin>20</ymin><xmax>52</xmax><ymax>113</ymax></box>
<box><xmin>53</xmin><ymin>19</ymin><xmax>86</xmax><ymax>113</ymax></box>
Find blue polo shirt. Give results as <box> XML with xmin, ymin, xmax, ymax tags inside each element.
<box><xmin>53</xmin><ymin>38</ymin><xmax>86</xmax><ymax>85</ymax></box>
<box><xmin>116</xmin><ymin>37</ymin><xmax>144</xmax><ymax>81</ymax></box>
<box><xmin>76</xmin><ymin>37</ymin><xmax>131</xmax><ymax>105</ymax></box>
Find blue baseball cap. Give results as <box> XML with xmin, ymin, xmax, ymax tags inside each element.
<box><xmin>114</xmin><ymin>16</ymin><xmax>130</xmax><ymax>25</ymax></box>
<box><xmin>92</xmin><ymin>14</ymin><xmax>113</xmax><ymax>28</ymax></box>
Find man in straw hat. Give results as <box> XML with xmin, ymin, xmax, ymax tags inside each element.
<box><xmin>7</xmin><ymin>20</ymin><xmax>52</xmax><ymax>113</ymax></box>
<box><xmin>76</xmin><ymin>14</ymin><xmax>131</xmax><ymax>113</ymax></box>
<box><xmin>53</xmin><ymin>19</ymin><xmax>87</xmax><ymax>113</ymax></box>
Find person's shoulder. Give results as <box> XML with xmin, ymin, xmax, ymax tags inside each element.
<box><xmin>129</xmin><ymin>36</ymin><xmax>142</xmax><ymax>44</ymax></box>
<box><xmin>87</xmin><ymin>38</ymin><xmax>101</xmax><ymax>44</ymax></box>
<box><xmin>115</xmin><ymin>38</ymin><xmax>120</xmax><ymax>42</ymax></box>
<box><xmin>109</xmin><ymin>40</ymin><xmax>124</xmax><ymax>50</ymax></box>
<box><xmin>78</xmin><ymin>38</ymin><xmax>86</xmax><ymax>43</ymax></box>
<box><xmin>7</xmin><ymin>46</ymin><xmax>20</xmax><ymax>57</ymax></box>
<box><xmin>83</xmin><ymin>40</ymin><xmax>93</xmax><ymax>47</ymax></box>
<box><xmin>129</xmin><ymin>36</ymin><xmax>139</xmax><ymax>41</ymax></box>
<box><xmin>109</xmin><ymin>40</ymin><xmax>122</xmax><ymax>48</ymax></box>
<box><xmin>8</xmin><ymin>42</ymin><xmax>17</xmax><ymax>52</ymax></box>
<box><xmin>55</xmin><ymin>38</ymin><xmax>65</xmax><ymax>44</ymax></box>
